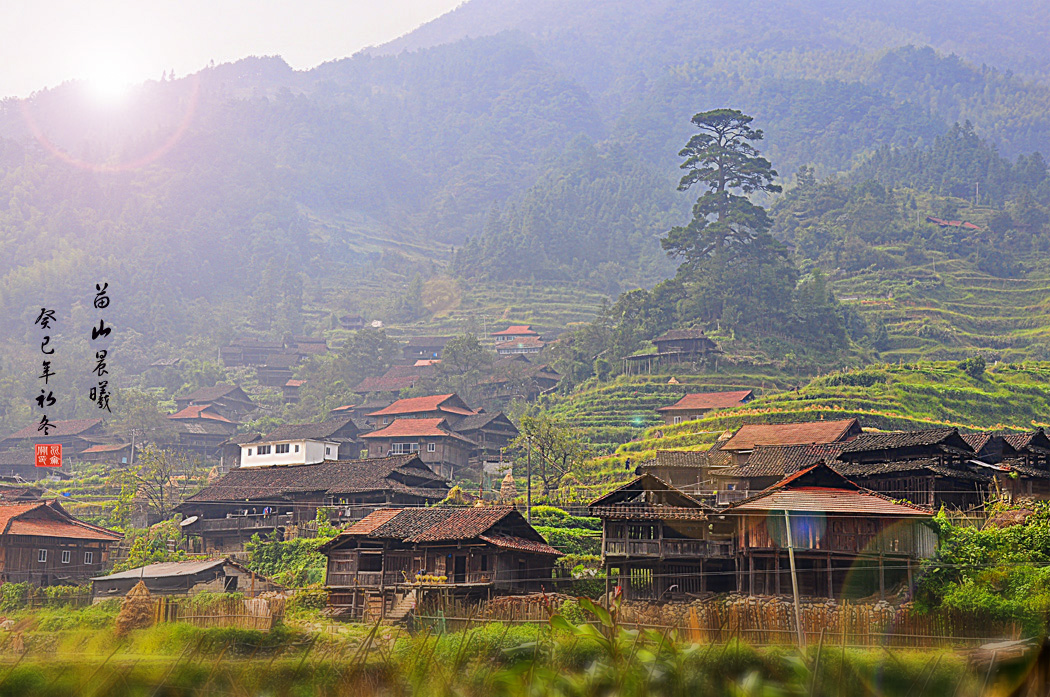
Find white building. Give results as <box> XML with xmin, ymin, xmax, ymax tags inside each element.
<box><xmin>238</xmin><ymin>418</ymin><xmax>360</xmax><ymax>468</ymax></box>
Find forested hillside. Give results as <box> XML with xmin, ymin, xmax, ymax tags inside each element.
<box><xmin>4</xmin><ymin>0</ymin><xmax>1050</xmax><ymax>432</ymax></box>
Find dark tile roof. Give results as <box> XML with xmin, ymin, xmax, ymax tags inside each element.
<box><xmin>718</xmin><ymin>444</ymin><xmax>844</xmax><ymax>479</ymax></box>
<box><xmin>181</xmin><ymin>384</ymin><xmax>248</xmax><ymax>403</ymax></box>
<box><xmin>5</xmin><ymin>418</ymin><xmax>103</xmax><ymax>441</ymax></box>
<box><xmin>837</xmin><ymin>428</ymin><xmax>966</xmax><ymax>453</ymax></box>
<box><xmin>654</xmin><ymin>328</ymin><xmax>708</xmax><ymax>342</ymax></box>
<box><xmin>355</xmin><ymin>365</ymin><xmax>436</xmax><ymax>393</ymax></box>
<box><xmin>183</xmin><ymin>455</ymin><xmax>448</xmax><ymax>503</ymax></box>
<box><xmin>961</xmin><ymin>433</ymin><xmax>993</xmax><ymax>452</ymax></box>
<box><xmin>260</xmin><ymin>418</ymin><xmax>357</xmax><ymax>442</ymax></box>
<box><xmin>643</xmin><ymin>450</ymin><xmax>710</xmax><ymax>469</ymax></box>
<box><xmin>836</xmin><ymin>458</ymin><xmax>992</xmax><ymax>482</ymax></box>
<box><xmin>345</xmin><ymin>506</ymin><xmax>557</xmax><ymax>551</ymax></box>
<box><xmin>405</xmin><ymin>336</ymin><xmax>453</xmax><ymax>348</ymax></box>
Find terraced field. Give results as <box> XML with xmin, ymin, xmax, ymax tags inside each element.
<box><xmin>836</xmin><ymin>257</ymin><xmax>1050</xmax><ymax>362</ymax></box>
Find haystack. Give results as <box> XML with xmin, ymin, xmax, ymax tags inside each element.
<box><xmin>115</xmin><ymin>579</ymin><xmax>155</xmax><ymax>637</ymax></box>
<box><xmin>500</xmin><ymin>472</ymin><xmax>517</xmax><ymax>503</ymax></box>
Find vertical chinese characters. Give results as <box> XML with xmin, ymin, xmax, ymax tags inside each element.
<box><xmin>90</xmin><ymin>283</ymin><xmax>112</xmax><ymax>413</ymax></box>
<box><xmin>33</xmin><ymin>307</ymin><xmax>57</xmax><ymax>435</ymax></box>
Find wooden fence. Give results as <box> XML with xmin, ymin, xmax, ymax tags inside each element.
<box><xmin>416</xmin><ymin>595</ymin><xmax>1020</xmax><ymax>649</ymax></box>
<box><xmin>152</xmin><ymin>595</ymin><xmax>285</xmax><ymax>631</ymax></box>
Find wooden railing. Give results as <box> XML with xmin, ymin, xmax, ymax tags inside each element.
<box><xmin>605</xmin><ymin>538</ymin><xmax>734</xmax><ymax>558</ymax></box>
<box><xmin>196</xmin><ymin>514</ymin><xmax>294</xmax><ymax>534</ymax></box>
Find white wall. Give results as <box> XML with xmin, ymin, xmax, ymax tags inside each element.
<box><xmin>239</xmin><ymin>439</ymin><xmax>338</xmax><ymax>467</ymax></box>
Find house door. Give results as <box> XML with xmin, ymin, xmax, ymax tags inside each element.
<box><xmin>453</xmin><ymin>555</ymin><xmax>467</xmax><ymax>584</ymax></box>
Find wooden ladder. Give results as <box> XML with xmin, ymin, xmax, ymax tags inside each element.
<box><xmin>383</xmin><ymin>589</ymin><xmax>418</xmax><ymax>625</ymax></box>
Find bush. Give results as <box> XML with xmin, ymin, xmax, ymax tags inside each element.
<box><xmin>534</xmin><ymin>527</ymin><xmax>601</xmax><ymax>556</ymax></box>
<box><xmin>959</xmin><ymin>354</ymin><xmax>986</xmax><ymax>379</ymax></box>
<box><xmin>287</xmin><ymin>588</ymin><xmax>328</xmax><ymax>614</ymax></box>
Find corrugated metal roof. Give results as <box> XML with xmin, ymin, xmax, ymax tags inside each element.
<box><xmin>92</xmin><ymin>559</ymin><xmax>228</xmax><ymax>581</ymax></box>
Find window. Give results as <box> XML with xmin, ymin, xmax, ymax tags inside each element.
<box><xmin>61</xmin><ymin>550</ymin><xmax>70</xmax><ymax>564</ymax></box>
<box><xmin>325</xmin><ymin>447</ymin><xmax>332</xmax><ymax>455</ymax></box>
<box><xmin>391</xmin><ymin>443</ymin><xmax>420</xmax><ymax>455</ymax></box>
<box><xmin>247</xmin><ymin>448</ymin><xmax>253</xmax><ymax>456</ymax></box>
<box><xmin>427</xmin><ymin>442</ymin><xmax>436</xmax><ymax>453</ymax></box>
<box><xmin>257</xmin><ymin>445</ymin><xmax>271</xmax><ymax>455</ymax></box>
<box><xmin>359</xmin><ymin>553</ymin><xmax>383</xmax><ymax>572</ymax></box>
<box><xmin>294</xmin><ymin>444</ymin><xmax>300</xmax><ymax>453</ymax></box>
<box><xmin>673</xmin><ymin>416</ymin><xmax>683</xmax><ymax>425</ymax></box>
<box><xmin>84</xmin><ymin>552</ymin><xmax>94</xmax><ymax>565</ymax></box>
<box><xmin>480</xmin><ymin>555</ymin><xmax>489</xmax><ymax>572</ymax></box>
<box><xmin>38</xmin><ymin>549</ymin><xmax>47</xmax><ymax>563</ymax></box>
<box><xmin>275</xmin><ymin>444</ymin><xmax>290</xmax><ymax>454</ymax></box>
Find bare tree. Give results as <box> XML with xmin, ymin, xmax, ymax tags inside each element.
<box><xmin>512</xmin><ymin>413</ymin><xmax>590</xmax><ymax>497</ymax></box>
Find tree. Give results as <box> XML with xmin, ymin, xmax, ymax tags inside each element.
<box><xmin>433</xmin><ymin>333</ymin><xmax>495</xmax><ymax>402</ymax></box>
<box><xmin>122</xmin><ymin>446</ymin><xmax>203</xmax><ymax>522</ymax></box>
<box><xmin>512</xmin><ymin>413</ymin><xmax>590</xmax><ymax>497</ymax></box>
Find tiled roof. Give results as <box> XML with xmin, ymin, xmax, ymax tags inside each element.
<box><xmin>361</xmin><ymin>418</ymin><xmax>475</xmax><ymax>443</ymax></box>
<box><xmin>722</xmin><ymin>444</ymin><xmax>844</xmax><ymax>478</ymax></box>
<box><xmin>344</xmin><ymin>506</ymin><xmax>553</xmax><ymax>548</ymax></box>
<box><xmin>455</xmin><ymin>412</ymin><xmax>516</xmax><ymax>433</ymax></box>
<box><xmin>82</xmin><ymin>443</ymin><xmax>129</xmax><ymax>453</ymax></box>
<box><xmin>837</xmin><ymin>428</ymin><xmax>966</xmax><ymax>453</ymax></box>
<box><xmin>173</xmin><ymin>420</ymin><xmax>237</xmax><ymax>436</ymax></box>
<box><xmin>721</xmin><ymin>419</ymin><xmax>859</xmax><ymax>451</ymax></box>
<box><xmin>727</xmin><ymin>487</ymin><xmax>934</xmax><ymax>516</ymax></box>
<box><xmin>478</xmin><ymin>533</ymin><xmax>561</xmax><ymax>556</ymax></box>
<box><xmin>834</xmin><ymin>458</ymin><xmax>941</xmax><ymax>477</ymax></box>
<box><xmin>643</xmin><ymin>450</ymin><xmax>709</xmax><ymax>469</ymax></box>
<box><xmin>0</xmin><ymin>501</ymin><xmax>122</xmax><ymax>541</ymax></box>
<box><xmin>587</xmin><ymin>473</ymin><xmax>711</xmax><ymax>512</ymax></box>
<box><xmin>181</xmin><ymin>384</ymin><xmax>249</xmax><ymax>403</ymax></box>
<box><xmin>492</xmin><ymin>325</ymin><xmax>537</xmax><ymax>337</ymax></box>
<box><xmin>183</xmin><ymin>455</ymin><xmax>448</xmax><ymax>503</ymax></box>
<box><xmin>356</xmin><ymin>364</ymin><xmax>436</xmax><ymax>393</ymax></box>
<box><xmin>5</xmin><ymin>418</ymin><xmax>103</xmax><ymax>441</ymax></box>
<box><xmin>284</xmin><ymin>379</ymin><xmax>305</xmax><ymax>387</ymax></box>
<box><xmin>168</xmin><ymin>405</ymin><xmax>235</xmax><ymax>423</ymax></box>
<box><xmin>368</xmin><ymin>395</ymin><xmax>474</xmax><ymax>417</ymax></box>
<box><xmin>495</xmin><ymin>337</ymin><xmax>546</xmax><ymax>351</ymax></box>
<box><xmin>961</xmin><ymin>433</ymin><xmax>992</xmax><ymax>452</ymax></box>
<box><xmin>657</xmin><ymin>391</ymin><xmax>753</xmax><ymax>412</ymax></box>
<box><xmin>260</xmin><ymin>418</ymin><xmax>357</xmax><ymax>442</ymax></box>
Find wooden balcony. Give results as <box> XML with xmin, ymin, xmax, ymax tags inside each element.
<box><xmin>604</xmin><ymin>538</ymin><xmax>734</xmax><ymax>559</ymax></box>
<box><xmin>195</xmin><ymin>514</ymin><xmax>294</xmax><ymax>535</ymax></box>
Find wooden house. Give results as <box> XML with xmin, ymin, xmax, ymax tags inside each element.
<box><xmin>177</xmin><ymin>455</ymin><xmax>448</xmax><ymax>552</ymax></box>
<box><xmin>490</xmin><ymin>325</ymin><xmax>539</xmax><ymax>343</ymax></box>
<box><xmin>79</xmin><ymin>442</ymin><xmax>138</xmax><ymax>466</ymax></box>
<box><xmin>91</xmin><ymin>558</ymin><xmax>280</xmax><ymax>599</ymax></box>
<box><xmin>452</xmin><ymin>412</ymin><xmax>519</xmax><ymax>465</ymax></box>
<box><xmin>994</xmin><ymin>430</ymin><xmax>1050</xmax><ymax>499</ymax></box>
<box><xmin>174</xmin><ymin>384</ymin><xmax>255</xmax><ymax>421</ymax></box>
<box><xmin>710</xmin><ymin>443</ymin><xmax>844</xmax><ymax>505</ymax></box>
<box><xmin>241</xmin><ymin>418</ymin><xmax>361</xmax><ymax>468</ymax></box>
<box><xmin>323</xmin><ymin>506</ymin><xmax>560</xmax><ymax>620</ymax></box>
<box><xmin>220</xmin><ymin>339</ymin><xmax>284</xmax><ymax>367</ymax></box>
<box><xmin>622</xmin><ymin>329</ymin><xmax>718</xmax><ymax>374</ymax></box>
<box><xmin>833</xmin><ymin>428</ymin><xmax>988</xmax><ymax>509</ymax></box>
<box><xmin>338</xmin><ymin>314</ymin><xmax>366</xmax><ymax>331</ymax></box>
<box><xmin>636</xmin><ymin>450</ymin><xmax>714</xmax><ymax>495</ymax></box>
<box><xmin>0</xmin><ymin>501</ymin><xmax>122</xmax><ymax>586</ymax></box>
<box><xmin>257</xmin><ymin>352</ymin><xmax>300</xmax><ymax>387</ymax></box>
<box><xmin>167</xmin><ymin>404</ymin><xmax>239</xmax><ymax>458</ymax></box>
<box><xmin>283</xmin><ymin>379</ymin><xmax>305</xmax><ymax>404</ymax></box>
<box><xmin>402</xmin><ymin>336</ymin><xmax>452</xmax><ymax>363</ymax></box>
<box><xmin>0</xmin><ymin>450</ymin><xmax>71</xmax><ymax>481</ymax></box>
<box><xmin>494</xmin><ymin>337</ymin><xmax>546</xmax><ymax>357</ymax></box>
<box><xmin>477</xmin><ymin>355</ymin><xmax>561</xmax><ymax>402</ymax></box>
<box><xmin>723</xmin><ymin>463</ymin><xmax>936</xmax><ymax>599</ymax></box>
<box><xmin>656</xmin><ymin>390</ymin><xmax>754</xmax><ymax>425</ymax></box>
<box><xmin>588</xmin><ymin>474</ymin><xmax>735</xmax><ymax>600</ymax></box>
<box><xmin>361</xmin><ymin>418</ymin><xmax>474</xmax><ymax>479</ymax></box>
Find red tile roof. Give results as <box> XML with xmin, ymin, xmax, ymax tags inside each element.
<box><xmin>657</xmin><ymin>390</ymin><xmax>753</xmax><ymax>412</ymax></box>
<box><xmin>478</xmin><ymin>533</ymin><xmax>561</xmax><ymax>555</ymax></box>
<box><xmin>5</xmin><ymin>418</ymin><xmax>103</xmax><ymax>441</ymax></box>
<box><xmin>284</xmin><ymin>379</ymin><xmax>305</xmax><ymax>387</ymax></box>
<box><xmin>0</xmin><ymin>502</ymin><xmax>122</xmax><ymax>541</ymax></box>
<box><xmin>361</xmin><ymin>418</ymin><xmax>474</xmax><ymax>443</ymax></box>
<box><xmin>168</xmin><ymin>405</ymin><xmax>235</xmax><ymax>423</ymax></box>
<box><xmin>82</xmin><ymin>443</ymin><xmax>129</xmax><ymax>454</ymax></box>
<box><xmin>492</xmin><ymin>325</ymin><xmax>538</xmax><ymax>337</ymax></box>
<box><xmin>368</xmin><ymin>395</ymin><xmax>474</xmax><ymax>418</ymax></box>
<box><xmin>721</xmin><ymin>419</ymin><xmax>860</xmax><ymax>451</ymax></box>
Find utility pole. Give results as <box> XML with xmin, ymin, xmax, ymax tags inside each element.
<box><xmin>526</xmin><ymin>438</ymin><xmax>532</xmax><ymax>523</ymax></box>
<box><xmin>784</xmin><ymin>510</ymin><xmax>806</xmax><ymax>648</ymax></box>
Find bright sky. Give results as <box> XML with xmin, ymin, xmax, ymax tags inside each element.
<box><xmin>0</xmin><ymin>0</ymin><xmax>465</xmax><ymax>99</ymax></box>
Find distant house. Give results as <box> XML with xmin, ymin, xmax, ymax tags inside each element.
<box><xmin>491</xmin><ymin>325</ymin><xmax>539</xmax><ymax>343</ymax></box>
<box><xmin>177</xmin><ymin>455</ymin><xmax>448</xmax><ymax>552</ymax></box>
<box><xmin>0</xmin><ymin>451</ymin><xmax>70</xmax><ymax>482</ymax></box>
<box><xmin>0</xmin><ymin>418</ymin><xmax>105</xmax><ymax>456</ymax></box>
<box><xmin>0</xmin><ymin>501</ymin><xmax>122</xmax><ymax>586</ymax></box>
<box><xmin>367</xmin><ymin>394</ymin><xmax>475</xmax><ymax>427</ymax></box>
<box><xmin>494</xmin><ymin>337</ymin><xmax>546</xmax><ymax>357</ymax></box>
<box><xmin>80</xmin><ymin>442</ymin><xmax>138</xmax><ymax>466</ymax></box>
<box><xmin>220</xmin><ymin>339</ymin><xmax>284</xmax><ymax>367</ymax></box>
<box><xmin>925</xmin><ymin>216</ymin><xmax>980</xmax><ymax>230</ymax></box>
<box><xmin>723</xmin><ymin>463</ymin><xmax>936</xmax><ymax>599</ymax></box>
<box><xmin>240</xmin><ymin>418</ymin><xmax>361</xmax><ymax>467</ymax></box>
<box><xmin>338</xmin><ymin>314</ymin><xmax>366</xmax><ymax>331</ymax></box>
<box><xmin>403</xmin><ymin>336</ymin><xmax>452</xmax><ymax>363</ymax></box>
<box><xmin>328</xmin><ymin>401</ymin><xmax>394</xmax><ymax>431</ymax></box>
<box><xmin>454</xmin><ymin>412</ymin><xmax>520</xmax><ymax>465</ymax></box>
<box><xmin>622</xmin><ymin>329</ymin><xmax>718</xmax><ymax>374</ymax></box>
<box><xmin>288</xmin><ymin>336</ymin><xmax>328</xmax><ymax>359</ymax></box>
<box><xmin>283</xmin><ymin>379</ymin><xmax>305</xmax><ymax>404</ymax></box>
<box><xmin>323</xmin><ymin>506</ymin><xmax>560</xmax><ymax>620</ymax></box>
<box><xmin>478</xmin><ymin>355</ymin><xmax>561</xmax><ymax>402</ymax></box>
<box><xmin>588</xmin><ymin>474</ymin><xmax>734</xmax><ymax>600</ymax></box>
<box><xmin>717</xmin><ymin>418</ymin><xmax>862</xmax><ymax>466</ymax></box>
<box><xmin>361</xmin><ymin>418</ymin><xmax>474</xmax><ymax>479</ymax></box>
<box><xmin>167</xmin><ymin>404</ymin><xmax>240</xmax><ymax>458</ymax></box>
<box><xmin>257</xmin><ymin>353</ymin><xmax>300</xmax><ymax>387</ymax></box>
<box><xmin>174</xmin><ymin>384</ymin><xmax>255</xmax><ymax>421</ymax></box>
<box><xmin>711</xmin><ymin>443</ymin><xmax>844</xmax><ymax>504</ymax></box>
<box><xmin>656</xmin><ymin>390</ymin><xmax>754</xmax><ymax>425</ymax></box>
<box><xmin>91</xmin><ymin>558</ymin><xmax>280</xmax><ymax>599</ymax></box>
<box><xmin>636</xmin><ymin>450</ymin><xmax>713</xmax><ymax>494</ymax></box>
<box><xmin>355</xmin><ymin>364</ymin><xmax>437</xmax><ymax>396</ymax></box>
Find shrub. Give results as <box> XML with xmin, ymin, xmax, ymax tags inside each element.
<box><xmin>959</xmin><ymin>354</ymin><xmax>986</xmax><ymax>379</ymax></box>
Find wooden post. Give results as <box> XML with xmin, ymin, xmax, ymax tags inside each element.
<box><xmin>906</xmin><ymin>559</ymin><xmax>913</xmax><ymax>595</ymax></box>
<box><xmin>526</xmin><ymin>441</ymin><xmax>532</xmax><ymax>523</ymax></box>
<box><xmin>878</xmin><ymin>553</ymin><xmax>885</xmax><ymax>600</ymax></box>
<box><xmin>700</xmin><ymin>558</ymin><xmax>706</xmax><ymax>594</ymax></box>
<box><xmin>827</xmin><ymin>554</ymin><xmax>833</xmax><ymax>599</ymax></box>
<box><xmin>775</xmin><ymin>553</ymin><xmax>781</xmax><ymax>595</ymax></box>
<box><xmin>784</xmin><ymin>510</ymin><xmax>806</xmax><ymax>648</ymax></box>
<box><xmin>748</xmin><ymin>554</ymin><xmax>754</xmax><ymax>596</ymax></box>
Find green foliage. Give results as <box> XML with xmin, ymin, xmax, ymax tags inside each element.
<box><xmin>959</xmin><ymin>354</ymin><xmax>986</xmax><ymax>379</ymax></box>
<box><xmin>244</xmin><ymin>532</ymin><xmax>330</xmax><ymax>587</ymax></box>
<box><xmin>111</xmin><ymin>523</ymin><xmax>188</xmax><ymax>573</ymax></box>
<box><xmin>533</xmin><ymin>526</ymin><xmax>601</xmax><ymax>556</ymax></box>
<box><xmin>529</xmin><ymin>506</ymin><xmax>600</xmax><ymax>531</ymax></box>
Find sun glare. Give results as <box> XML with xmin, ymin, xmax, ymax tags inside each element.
<box><xmin>82</xmin><ymin>57</ymin><xmax>134</xmax><ymax>104</ymax></box>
